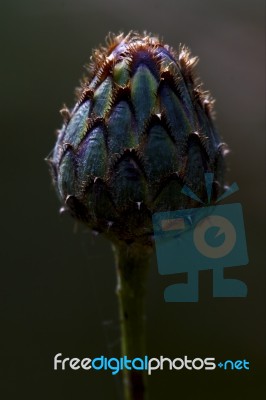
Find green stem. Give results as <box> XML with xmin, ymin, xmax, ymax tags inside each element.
<box><xmin>112</xmin><ymin>241</ymin><xmax>152</xmax><ymax>400</ymax></box>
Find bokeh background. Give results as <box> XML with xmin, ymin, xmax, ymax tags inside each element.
<box><xmin>1</xmin><ymin>0</ymin><xmax>265</xmax><ymax>399</ymax></box>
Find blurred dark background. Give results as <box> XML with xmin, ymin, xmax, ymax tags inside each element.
<box><xmin>1</xmin><ymin>0</ymin><xmax>265</xmax><ymax>399</ymax></box>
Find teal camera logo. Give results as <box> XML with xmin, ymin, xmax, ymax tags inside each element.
<box><xmin>152</xmin><ymin>173</ymin><xmax>249</xmax><ymax>302</ymax></box>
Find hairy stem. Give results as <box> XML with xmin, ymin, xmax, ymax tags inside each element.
<box><xmin>112</xmin><ymin>241</ymin><xmax>152</xmax><ymax>400</ymax></box>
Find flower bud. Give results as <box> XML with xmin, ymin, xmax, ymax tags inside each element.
<box><xmin>48</xmin><ymin>32</ymin><xmax>226</xmax><ymax>245</ymax></box>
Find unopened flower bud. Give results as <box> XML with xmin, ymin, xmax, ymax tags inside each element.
<box><xmin>48</xmin><ymin>32</ymin><xmax>226</xmax><ymax>245</ymax></box>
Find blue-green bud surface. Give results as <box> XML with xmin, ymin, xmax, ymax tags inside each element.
<box><xmin>48</xmin><ymin>32</ymin><xmax>226</xmax><ymax>245</ymax></box>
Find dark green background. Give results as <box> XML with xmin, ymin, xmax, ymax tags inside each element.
<box><xmin>1</xmin><ymin>0</ymin><xmax>265</xmax><ymax>399</ymax></box>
